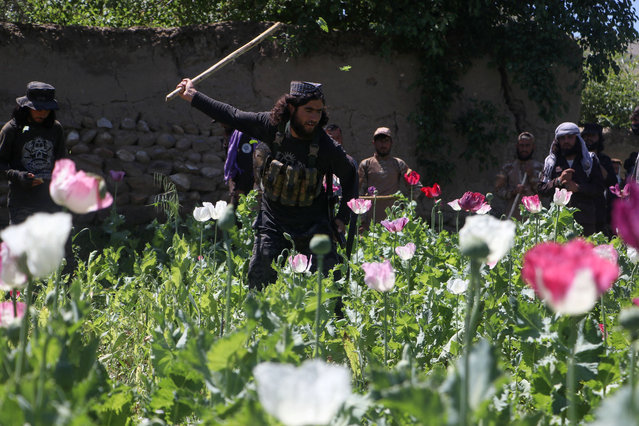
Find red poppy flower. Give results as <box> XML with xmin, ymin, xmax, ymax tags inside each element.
<box><xmin>421</xmin><ymin>183</ymin><xmax>441</xmax><ymax>198</ymax></box>
<box><xmin>404</xmin><ymin>170</ymin><xmax>420</xmax><ymax>186</ymax></box>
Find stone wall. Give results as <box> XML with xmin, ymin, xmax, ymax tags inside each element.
<box><xmin>0</xmin><ymin>22</ymin><xmax>592</xmax><ymax>227</ymax></box>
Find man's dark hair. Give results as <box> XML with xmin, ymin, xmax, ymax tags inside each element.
<box><xmin>11</xmin><ymin>105</ymin><xmax>56</xmax><ymax>128</ymax></box>
<box><xmin>269</xmin><ymin>92</ymin><xmax>328</xmax><ymax>128</ymax></box>
<box><xmin>581</xmin><ymin>123</ymin><xmax>604</xmax><ymax>152</ymax></box>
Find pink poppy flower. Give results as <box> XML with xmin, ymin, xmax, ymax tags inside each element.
<box><xmin>611</xmin><ymin>181</ymin><xmax>639</xmax><ymax>250</ymax></box>
<box><xmin>361</xmin><ymin>260</ymin><xmax>395</xmax><ymax>292</ymax></box>
<box><xmin>50</xmin><ymin>159</ymin><xmax>113</xmax><ymax>214</ymax></box>
<box><xmin>633</xmin><ymin>298</ymin><xmax>639</xmax><ymax>307</ymax></box>
<box><xmin>395</xmin><ymin>243</ymin><xmax>416</xmax><ymax>261</ymax></box>
<box><xmin>448</xmin><ymin>199</ymin><xmax>461</xmax><ymax>211</ymax></box>
<box><xmin>522</xmin><ymin>194</ymin><xmax>542</xmax><ymax>214</ymax></box>
<box><xmin>288</xmin><ymin>254</ymin><xmax>310</xmax><ymax>273</ymax></box>
<box><xmin>347</xmin><ymin>198</ymin><xmax>372</xmax><ymax>215</ymax></box>
<box><xmin>381</xmin><ymin>217</ymin><xmax>409</xmax><ymax>233</ymax></box>
<box><xmin>475</xmin><ymin>203</ymin><xmax>492</xmax><ymax>215</ymax></box>
<box><xmin>458</xmin><ymin>192</ymin><xmax>486</xmax><ymax>212</ymax></box>
<box><xmin>404</xmin><ymin>170</ymin><xmax>420</xmax><ymax>186</ymax></box>
<box><xmin>0</xmin><ymin>300</ymin><xmax>25</xmax><ymax>327</ymax></box>
<box><xmin>521</xmin><ymin>239</ymin><xmax>619</xmax><ymax>315</ymax></box>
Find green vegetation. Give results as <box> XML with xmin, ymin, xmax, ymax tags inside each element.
<box><xmin>1</xmin><ymin>0</ymin><xmax>637</xmax><ymax>180</ymax></box>
<box><xmin>581</xmin><ymin>53</ymin><xmax>639</xmax><ymax>128</ymax></box>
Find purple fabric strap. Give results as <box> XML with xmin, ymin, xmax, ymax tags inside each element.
<box><xmin>224</xmin><ymin>130</ymin><xmax>242</xmax><ymax>183</ymax></box>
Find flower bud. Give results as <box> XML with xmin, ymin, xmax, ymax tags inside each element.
<box><xmin>217</xmin><ymin>204</ymin><xmax>236</xmax><ymax>231</ymax></box>
<box><xmin>619</xmin><ymin>307</ymin><xmax>639</xmax><ymax>340</ymax></box>
<box><xmin>310</xmin><ymin>234</ymin><xmax>331</xmax><ymax>255</ymax></box>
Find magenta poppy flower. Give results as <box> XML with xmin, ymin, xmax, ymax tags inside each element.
<box><xmin>421</xmin><ymin>183</ymin><xmax>441</xmax><ymax>198</ymax></box>
<box><xmin>609</xmin><ymin>183</ymin><xmax>629</xmax><ymax>199</ymax></box>
<box><xmin>361</xmin><ymin>260</ymin><xmax>395</xmax><ymax>292</ymax></box>
<box><xmin>458</xmin><ymin>191</ymin><xmax>486</xmax><ymax>212</ymax></box>
<box><xmin>522</xmin><ymin>194</ymin><xmax>542</xmax><ymax>213</ymax></box>
<box><xmin>633</xmin><ymin>298</ymin><xmax>639</xmax><ymax>307</ymax></box>
<box><xmin>381</xmin><ymin>217</ymin><xmax>409</xmax><ymax>233</ymax></box>
<box><xmin>367</xmin><ymin>186</ymin><xmax>377</xmax><ymax>196</ymax></box>
<box><xmin>347</xmin><ymin>198</ymin><xmax>372</xmax><ymax>215</ymax></box>
<box><xmin>611</xmin><ymin>181</ymin><xmax>639</xmax><ymax>250</ymax></box>
<box><xmin>404</xmin><ymin>170</ymin><xmax>420</xmax><ymax>186</ymax></box>
<box><xmin>50</xmin><ymin>159</ymin><xmax>113</xmax><ymax>214</ymax></box>
<box><xmin>109</xmin><ymin>170</ymin><xmax>125</xmax><ymax>182</ymax></box>
<box><xmin>521</xmin><ymin>239</ymin><xmax>619</xmax><ymax>315</ymax></box>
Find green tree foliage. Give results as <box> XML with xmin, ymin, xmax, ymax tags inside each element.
<box><xmin>1</xmin><ymin>0</ymin><xmax>636</xmax><ymax>180</ymax></box>
<box><xmin>581</xmin><ymin>54</ymin><xmax>639</xmax><ymax>129</ymax></box>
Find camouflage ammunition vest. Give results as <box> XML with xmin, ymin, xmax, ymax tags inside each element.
<box><xmin>254</xmin><ymin>123</ymin><xmax>323</xmax><ymax>207</ymax></box>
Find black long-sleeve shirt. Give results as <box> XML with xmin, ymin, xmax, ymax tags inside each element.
<box><xmin>191</xmin><ymin>92</ymin><xmax>357</xmax><ymax>230</ymax></box>
<box><xmin>0</xmin><ymin>118</ymin><xmax>66</xmax><ymax>213</ymax></box>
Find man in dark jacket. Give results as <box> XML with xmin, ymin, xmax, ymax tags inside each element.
<box><xmin>176</xmin><ymin>78</ymin><xmax>357</xmax><ymax>290</ymax></box>
<box><xmin>581</xmin><ymin>123</ymin><xmax>617</xmax><ymax>235</ymax></box>
<box><xmin>538</xmin><ymin>122</ymin><xmax>604</xmax><ymax>236</ymax></box>
<box><xmin>0</xmin><ymin>82</ymin><xmax>67</xmax><ymax>225</ymax></box>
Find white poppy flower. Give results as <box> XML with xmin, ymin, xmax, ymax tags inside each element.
<box><xmin>254</xmin><ymin>359</ymin><xmax>351</xmax><ymax>426</ymax></box>
<box><xmin>459</xmin><ymin>215</ymin><xmax>515</xmax><ymax>264</ymax></box>
<box><xmin>193</xmin><ymin>205</ymin><xmax>211</xmax><ymax>222</ymax></box>
<box><xmin>0</xmin><ymin>212</ymin><xmax>72</xmax><ymax>278</ymax></box>
<box><xmin>553</xmin><ymin>188</ymin><xmax>572</xmax><ymax>207</ymax></box>
<box><xmin>627</xmin><ymin>247</ymin><xmax>639</xmax><ymax>264</ymax></box>
<box><xmin>446</xmin><ymin>278</ymin><xmax>469</xmax><ymax>295</ymax></box>
<box><xmin>207</xmin><ymin>200</ymin><xmax>229</xmax><ymax>220</ymax></box>
<box><xmin>0</xmin><ymin>242</ymin><xmax>27</xmax><ymax>290</ymax></box>
<box><xmin>395</xmin><ymin>243</ymin><xmax>416</xmax><ymax>261</ymax></box>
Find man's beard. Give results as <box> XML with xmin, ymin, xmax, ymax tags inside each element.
<box><xmin>560</xmin><ymin>143</ymin><xmax>581</xmax><ymax>158</ymax></box>
<box><xmin>375</xmin><ymin>147</ymin><xmax>390</xmax><ymax>157</ymax></box>
<box><xmin>517</xmin><ymin>150</ymin><xmax>533</xmax><ymax>161</ymax></box>
<box><xmin>290</xmin><ymin>110</ymin><xmax>316</xmax><ymax>139</ymax></box>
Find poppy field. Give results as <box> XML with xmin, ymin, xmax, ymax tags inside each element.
<box><xmin>1</xmin><ymin>174</ymin><xmax>639</xmax><ymax>425</ymax></box>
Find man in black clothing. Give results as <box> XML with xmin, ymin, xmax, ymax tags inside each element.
<box><xmin>581</xmin><ymin>123</ymin><xmax>617</xmax><ymax>235</ymax></box>
<box><xmin>176</xmin><ymin>78</ymin><xmax>357</xmax><ymax>290</ymax></box>
<box><xmin>538</xmin><ymin>122</ymin><xmax>604</xmax><ymax>236</ymax></box>
<box><xmin>0</xmin><ymin>82</ymin><xmax>67</xmax><ymax>225</ymax></box>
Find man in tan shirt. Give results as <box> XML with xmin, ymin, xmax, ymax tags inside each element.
<box><xmin>494</xmin><ymin>131</ymin><xmax>543</xmax><ymax>219</ymax></box>
<box><xmin>358</xmin><ymin>127</ymin><xmax>417</xmax><ymax>223</ymax></box>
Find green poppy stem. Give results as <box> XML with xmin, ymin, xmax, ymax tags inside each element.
<box><xmin>15</xmin><ymin>277</ymin><xmax>33</xmax><ymax>384</ymax></box>
<box><xmin>567</xmin><ymin>318</ymin><xmax>577</xmax><ymax>425</ymax></box>
<box><xmin>630</xmin><ymin>342</ymin><xmax>637</xmax><ymax>409</ymax></box>
<box><xmin>461</xmin><ymin>258</ymin><xmax>482</xmax><ymax>426</ymax></box>
<box><xmin>383</xmin><ymin>291</ymin><xmax>388</xmax><ymax>365</ymax></box>
<box><xmin>222</xmin><ymin>230</ymin><xmax>233</xmax><ymax>336</ymax></box>
<box><xmin>212</xmin><ymin>222</ymin><xmax>218</xmax><ymax>271</ymax></box>
<box><xmin>554</xmin><ymin>206</ymin><xmax>561</xmax><ymax>241</ymax></box>
<box><xmin>431</xmin><ymin>203</ymin><xmax>436</xmax><ymax>231</ymax></box>
<box><xmin>314</xmin><ymin>255</ymin><xmax>324</xmax><ymax>359</ymax></box>
<box><xmin>11</xmin><ymin>290</ymin><xmax>17</xmax><ymax>317</ymax></box>
<box><xmin>455</xmin><ymin>211</ymin><xmax>460</xmax><ymax>234</ymax></box>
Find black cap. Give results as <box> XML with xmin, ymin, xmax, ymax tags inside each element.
<box><xmin>16</xmin><ymin>81</ymin><xmax>59</xmax><ymax>110</ymax></box>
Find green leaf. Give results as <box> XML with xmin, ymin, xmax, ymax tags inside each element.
<box><xmin>316</xmin><ymin>17</ymin><xmax>328</xmax><ymax>33</ymax></box>
<box><xmin>207</xmin><ymin>330</ymin><xmax>247</xmax><ymax>372</ymax></box>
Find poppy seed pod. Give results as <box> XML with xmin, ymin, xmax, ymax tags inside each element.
<box><xmin>310</xmin><ymin>234</ymin><xmax>331</xmax><ymax>255</ymax></box>
<box><xmin>217</xmin><ymin>205</ymin><xmax>236</xmax><ymax>231</ymax></box>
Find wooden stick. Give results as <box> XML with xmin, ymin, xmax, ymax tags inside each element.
<box><xmin>507</xmin><ymin>172</ymin><xmax>527</xmax><ymax>219</ymax></box>
<box><xmin>165</xmin><ymin>22</ymin><xmax>282</xmax><ymax>102</ymax></box>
